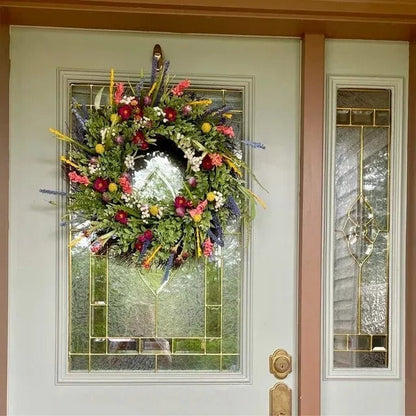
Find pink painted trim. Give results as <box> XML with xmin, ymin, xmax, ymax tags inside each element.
<box><xmin>0</xmin><ymin>9</ymin><xmax>9</xmax><ymax>416</ymax></box>
<box><xmin>406</xmin><ymin>42</ymin><xmax>416</xmax><ymax>416</ymax></box>
<box><xmin>298</xmin><ymin>33</ymin><xmax>325</xmax><ymax>416</ymax></box>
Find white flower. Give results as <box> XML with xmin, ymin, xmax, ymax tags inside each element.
<box><xmin>100</xmin><ymin>127</ymin><xmax>109</xmax><ymax>143</ymax></box>
<box><xmin>88</xmin><ymin>162</ymin><xmax>100</xmax><ymax>174</ymax></box>
<box><xmin>214</xmin><ymin>191</ymin><xmax>225</xmax><ymax>210</ymax></box>
<box><xmin>156</xmin><ymin>206</ymin><xmax>164</xmax><ymax>219</ymax></box>
<box><xmin>190</xmin><ymin>156</ymin><xmax>203</xmax><ymax>172</ymax></box>
<box><xmin>124</xmin><ymin>155</ymin><xmax>135</xmax><ymax>170</ymax></box>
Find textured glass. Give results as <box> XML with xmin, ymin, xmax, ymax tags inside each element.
<box><xmin>68</xmin><ymin>83</ymin><xmax>244</xmax><ymax>372</ymax></box>
<box><xmin>337</xmin><ymin>89</ymin><xmax>390</xmax><ymax>109</ymax></box>
<box><xmin>332</xmin><ymin>88</ymin><xmax>390</xmax><ymax>369</ymax></box>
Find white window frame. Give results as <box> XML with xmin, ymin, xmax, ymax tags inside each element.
<box><xmin>323</xmin><ymin>75</ymin><xmax>406</xmax><ymax>379</ymax></box>
<box><xmin>56</xmin><ymin>69</ymin><xmax>254</xmax><ymax>385</ymax></box>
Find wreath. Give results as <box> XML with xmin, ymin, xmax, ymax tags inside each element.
<box><xmin>48</xmin><ymin>58</ymin><xmax>265</xmax><ymax>279</ymax></box>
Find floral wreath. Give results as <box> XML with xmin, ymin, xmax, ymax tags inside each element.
<box><xmin>48</xmin><ymin>58</ymin><xmax>265</xmax><ymax>280</ymax></box>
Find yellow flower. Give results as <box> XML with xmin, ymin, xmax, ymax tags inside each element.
<box><xmin>110</xmin><ymin>113</ymin><xmax>120</xmax><ymax>123</ymax></box>
<box><xmin>206</xmin><ymin>192</ymin><xmax>215</xmax><ymax>202</ymax></box>
<box><xmin>193</xmin><ymin>214</ymin><xmax>202</xmax><ymax>223</ymax></box>
<box><xmin>201</xmin><ymin>122</ymin><xmax>212</xmax><ymax>133</ymax></box>
<box><xmin>108</xmin><ymin>183</ymin><xmax>118</xmax><ymax>192</ymax></box>
<box><xmin>223</xmin><ymin>113</ymin><xmax>233</xmax><ymax>119</ymax></box>
<box><xmin>95</xmin><ymin>144</ymin><xmax>105</xmax><ymax>154</ymax></box>
<box><xmin>149</xmin><ymin>205</ymin><xmax>159</xmax><ymax>216</ymax></box>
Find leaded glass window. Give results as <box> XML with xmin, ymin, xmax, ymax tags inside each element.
<box><xmin>68</xmin><ymin>83</ymin><xmax>245</xmax><ymax>373</ymax></box>
<box><xmin>332</xmin><ymin>88</ymin><xmax>390</xmax><ymax>368</ymax></box>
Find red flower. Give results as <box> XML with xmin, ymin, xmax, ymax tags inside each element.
<box><xmin>164</xmin><ymin>107</ymin><xmax>177</xmax><ymax>122</ymax></box>
<box><xmin>174</xmin><ymin>195</ymin><xmax>187</xmax><ymax>208</ymax></box>
<box><xmin>118</xmin><ymin>105</ymin><xmax>132</xmax><ymax>121</ymax></box>
<box><xmin>115</xmin><ymin>210</ymin><xmax>128</xmax><ymax>225</ymax></box>
<box><xmin>134</xmin><ymin>106</ymin><xmax>144</xmax><ymax>120</ymax></box>
<box><xmin>135</xmin><ymin>241</ymin><xmax>143</xmax><ymax>252</ymax></box>
<box><xmin>201</xmin><ymin>154</ymin><xmax>214</xmax><ymax>170</ymax></box>
<box><xmin>93</xmin><ymin>178</ymin><xmax>109</xmax><ymax>193</ymax></box>
<box><xmin>132</xmin><ymin>130</ymin><xmax>149</xmax><ymax>150</ymax></box>
<box><xmin>132</xmin><ymin>131</ymin><xmax>145</xmax><ymax>144</ymax></box>
<box><xmin>144</xmin><ymin>230</ymin><xmax>153</xmax><ymax>240</ymax></box>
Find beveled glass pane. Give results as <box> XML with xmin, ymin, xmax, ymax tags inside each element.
<box><xmin>334</xmin><ymin>351</ymin><xmax>387</xmax><ymax>368</ymax></box>
<box><xmin>91</xmin><ymin>355</ymin><xmax>155</xmax><ymax>371</ymax></box>
<box><xmin>351</xmin><ymin>110</ymin><xmax>373</xmax><ymax>125</ymax></box>
<box><xmin>222</xmin><ymin>355</ymin><xmax>239</xmax><ymax>371</ymax></box>
<box><xmin>158</xmin><ymin>355</ymin><xmax>220</xmax><ymax>371</ymax></box>
<box><xmin>173</xmin><ymin>339</ymin><xmax>204</xmax><ymax>354</ymax></box>
<box><xmin>332</xmin><ymin>88</ymin><xmax>390</xmax><ymax>369</ymax></box>
<box><xmin>70</xmin><ymin>355</ymin><xmax>89</xmax><ymax>371</ymax></box>
<box><xmin>70</xmin><ymin>250</ymin><xmax>89</xmax><ymax>353</ymax></box>
<box><xmin>337</xmin><ymin>89</ymin><xmax>390</xmax><ymax>108</ymax></box>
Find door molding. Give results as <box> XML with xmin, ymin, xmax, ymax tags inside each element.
<box><xmin>57</xmin><ymin>69</ymin><xmax>256</xmax><ymax>385</ymax></box>
<box><xmin>323</xmin><ymin>75</ymin><xmax>406</xmax><ymax>380</ymax></box>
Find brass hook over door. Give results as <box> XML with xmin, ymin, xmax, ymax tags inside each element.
<box><xmin>152</xmin><ymin>44</ymin><xmax>164</xmax><ymax>71</ymax></box>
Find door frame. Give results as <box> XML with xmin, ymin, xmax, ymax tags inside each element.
<box><xmin>1</xmin><ymin>2</ymin><xmax>416</xmax><ymax>415</ymax></box>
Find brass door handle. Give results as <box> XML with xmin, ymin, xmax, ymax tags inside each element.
<box><xmin>269</xmin><ymin>349</ymin><xmax>292</xmax><ymax>379</ymax></box>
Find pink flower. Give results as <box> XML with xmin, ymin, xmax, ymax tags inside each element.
<box><xmin>115</xmin><ymin>210</ymin><xmax>128</xmax><ymax>225</ymax></box>
<box><xmin>203</xmin><ymin>238</ymin><xmax>214</xmax><ymax>257</ymax></box>
<box><xmin>119</xmin><ymin>176</ymin><xmax>132</xmax><ymax>194</ymax></box>
<box><xmin>114</xmin><ymin>82</ymin><xmax>125</xmax><ymax>104</ymax></box>
<box><xmin>90</xmin><ymin>242</ymin><xmax>103</xmax><ymax>254</ymax></box>
<box><xmin>210</xmin><ymin>153</ymin><xmax>223</xmax><ymax>167</ymax></box>
<box><xmin>216</xmin><ymin>125</ymin><xmax>235</xmax><ymax>138</ymax></box>
<box><xmin>68</xmin><ymin>171</ymin><xmax>90</xmax><ymax>185</ymax></box>
<box><xmin>93</xmin><ymin>178</ymin><xmax>109</xmax><ymax>193</ymax></box>
<box><xmin>171</xmin><ymin>79</ymin><xmax>191</xmax><ymax>96</ymax></box>
<box><xmin>189</xmin><ymin>200</ymin><xmax>208</xmax><ymax>218</ymax></box>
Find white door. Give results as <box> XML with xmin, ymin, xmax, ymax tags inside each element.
<box><xmin>9</xmin><ymin>27</ymin><xmax>300</xmax><ymax>415</ymax></box>
<box><xmin>322</xmin><ymin>39</ymin><xmax>408</xmax><ymax>416</ymax></box>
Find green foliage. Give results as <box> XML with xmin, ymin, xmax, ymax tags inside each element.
<box><xmin>55</xmin><ymin>68</ymin><xmax>263</xmax><ymax>271</ymax></box>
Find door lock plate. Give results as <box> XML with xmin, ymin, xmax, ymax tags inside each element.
<box><xmin>269</xmin><ymin>349</ymin><xmax>292</xmax><ymax>379</ymax></box>
<box><xmin>269</xmin><ymin>382</ymin><xmax>292</xmax><ymax>416</ymax></box>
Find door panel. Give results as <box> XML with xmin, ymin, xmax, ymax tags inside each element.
<box><xmin>9</xmin><ymin>28</ymin><xmax>300</xmax><ymax>415</ymax></box>
<box><xmin>322</xmin><ymin>39</ymin><xmax>408</xmax><ymax>416</ymax></box>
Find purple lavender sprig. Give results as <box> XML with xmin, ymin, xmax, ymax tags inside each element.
<box><xmin>39</xmin><ymin>189</ymin><xmax>67</xmax><ymax>196</ymax></box>
<box><xmin>162</xmin><ymin>253</ymin><xmax>175</xmax><ymax>283</ymax></box>
<box><xmin>211</xmin><ymin>213</ymin><xmax>224</xmax><ymax>246</ymax></box>
<box><xmin>140</xmin><ymin>239</ymin><xmax>151</xmax><ymax>260</ymax></box>
<box><xmin>150</xmin><ymin>56</ymin><xmax>158</xmax><ymax>85</ymax></box>
<box><xmin>241</xmin><ymin>141</ymin><xmax>266</xmax><ymax>149</ymax></box>
<box><xmin>155</xmin><ymin>60</ymin><xmax>170</xmax><ymax>103</ymax></box>
<box><xmin>207</xmin><ymin>229</ymin><xmax>224</xmax><ymax>247</ymax></box>
<box><xmin>135</xmin><ymin>79</ymin><xmax>144</xmax><ymax>96</ymax></box>
<box><xmin>226</xmin><ymin>195</ymin><xmax>241</xmax><ymax>218</ymax></box>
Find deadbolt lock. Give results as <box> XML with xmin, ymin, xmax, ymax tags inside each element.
<box><xmin>269</xmin><ymin>349</ymin><xmax>292</xmax><ymax>379</ymax></box>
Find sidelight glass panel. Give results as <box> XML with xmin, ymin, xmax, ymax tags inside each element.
<box><xmin>68</xmin><ymin>82</ymin><xmax>245</xmax><ymax>373</ymax></box>
<box><xmin>333</xmin><ymin>88</ymin><xmax>390</xmax><ymax>368</ymax></box>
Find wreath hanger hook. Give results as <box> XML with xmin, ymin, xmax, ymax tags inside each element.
<box><xmin>153</xmin><ymin>44</ymin><xmax>164</xmax><ymax>71</ymax></box>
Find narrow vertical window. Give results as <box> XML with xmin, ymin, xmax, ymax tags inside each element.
<box><xmin>332</xmin><ymin>88</ymin><xmax>391</xmax><ymax>368</ymax></box>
